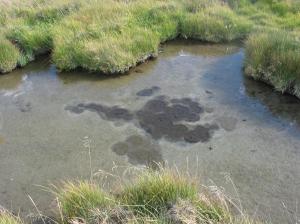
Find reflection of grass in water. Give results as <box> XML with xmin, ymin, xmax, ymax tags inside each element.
<box><xmin>244</xmin><ymin>75</ymin><xmax>300</xmax><ymax>125</ymax></box>
<box><xmin>0</xmin><ymin>55</ymin><xmax>49</xmax><ymax>91</ymax></box>
<box><xmin>161</xmin><ymin>40</ymin><xmax>241</xmax><ymax>58</ymax></box>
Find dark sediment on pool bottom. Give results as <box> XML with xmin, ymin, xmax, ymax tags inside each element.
<box><xmin>135</xmin><ymin>96</ymin><xmax>217</xmax><ymax>142</ymax></box>
<box><xmin>65</xmin><ymin>94</ymin><xmax>231</xmax><ymax>144</ymax></box>
<box><xmin>112</xmin><ymin>135</ymin><xmax>163</xmax><ymax>167</ymax></box>
<box><xmin>65</xmin><ymin>103</ymin><xmax>133</xmax><ymax>121</ymax></box>
<box><xmin>136</xmin><ymin>86</ymin><xmax>160</xmax><ymax>97</ymax></box>
<box><xmin>183</xmin><ymin>124</ymin><xmax>219</xmax><ymax>143</ymax></box>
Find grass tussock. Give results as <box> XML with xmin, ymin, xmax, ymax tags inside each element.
<box><xmin>245</xmin><ymin>30</ymin><xmax>300</xmax><ymax>98</ymax></box>
<box><xmin>119</xmin><ymin>169</ymin><xmax>197</xmax><ymax>215</ymax></box>
<box><xmin>49</xmin><ymin>168</ymin><xmax>263</xmax><ymax>224</ymax></box>
<box><xmin>0</xmin><ymin>37</ymin><xmax>20</xmax><ymax>73</ymax></box>
<box><xmin>0</xmin><ymin>209</ymin><xmax>23</xmax><ymax>224</ymax></box>
<box><xmin>54</xmin><ymin>181</ymin><xmax>113</xmax><ymax>222</ymax></box>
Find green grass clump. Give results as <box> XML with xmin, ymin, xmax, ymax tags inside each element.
<box><xmin>53</xmin><ymin>26</ymin><xmax>160</xmax><ymax>73</ymax></box>
<box><xmin>8</xmin><ymin>24</ymin><xmax>52</xmax><ymax>57</ymax></box>
<box><xmin>119</xmin><ymin>169</ymin><xmax>197</xmax><ymax>215</ymax></box>
<box><xmin>51</xmin><ymin>1</ymin><xmax>162</xmax><ymax>73</ymax></box>
<box><xmin>2</xmin><ymin>0</ymin><xmax>80</xmax><ymax>69</ymax></box>
<box><xmin>0</xmin><ymin>167</ymin><xmax>264</xmax><ymax>224</ymax></box>
<box><xmin>181</xmin><ymin>5</ymin><xmax>253</xmax><ymax>42</ymax></box>
<box><xmin>130</xmin><ymin>1</ymin><xmax>181</xmax><ymax>42</ymax></box>
<box><xmin>55</xmin><ymin>181</ymin><xmax>113</xmax><ymax>222</ymax></box>
<box><xmin>245</xmin><ymin>30</ymin><xmax>300</xmax><ymax>98</ymax></box>
<box><xmin>53</xmin><ymin>168</ymin><xmax>263</xmax><ymax>224</ymax></box>
<box><xmin>0</xmin><ymin>210</ymin><xmax>22</xmax><ymax>224</ymax></box>
<box><xmin>51</xmin><ymin>0</ymin><xmax>253</xmax><ymax>73</ymax></box>
<box><xmin>0</xmin><ymin>0</ymin><xmax>256</xmax><ymax>74</ymax></box>
<box><xmin>0</xmin><ymin>38</ymin><xmax>20</xmax><ymax>73</ymax></box>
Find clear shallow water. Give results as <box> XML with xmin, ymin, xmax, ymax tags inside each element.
<box><xmin>0</xmin><ymin>40</ymin><xmax>300</xmax><ymax>223</ymax></box>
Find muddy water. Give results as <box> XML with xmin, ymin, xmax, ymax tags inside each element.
<box><xmin>0</xmin><ymin>40</ymin><xmax>300</xmax><ymax>223</ymax></box>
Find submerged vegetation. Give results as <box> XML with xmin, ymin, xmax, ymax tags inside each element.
<box><xmin>0</xmin><ymin>0</ymin><xmax>300</xmax><ymax>95</ymax></box>
<box><xmin>1</xmin><ymin>168</ymin><xmax>263</xmax><ymax>224</ymax></box>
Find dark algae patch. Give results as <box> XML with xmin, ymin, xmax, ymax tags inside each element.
<box><xmin>65</xmin><ymin>103</ymin><xmax>133</xmax><ymax>121</ymax></box>
<box><xmin>112</xmin><ymin>135</ymin><xmax>163</xmax><ymax>167</ymax></box>
<box><xmin>136</xmin><ymin>86</ymin><xmax>160</xmax><ymax>97</ymax></box>
<box><xmin>66</xmin><ymin>94</ymin><xmax>232</xmax><ymax>143</ymax></box>
<box><xmin>136</xmin><ymin>96</ymin><xmax>210</xmax><ymax>142</ymax></box>
<box><xmin>184</xmin><ymin>124</ymin><xmax>219</xmax><ymax>143</ymax></box>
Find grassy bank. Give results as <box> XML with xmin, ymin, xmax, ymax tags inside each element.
<box><xmin>1</xmin><ymin>0</ymin><xmax>253</xmax><ymax>74</ymax></box>
<box><xmin>245</xmin><ymin>30</ymin><xmax>300</xmax><ymax>98</ymax></box>
<box><xmin>238</xmin><ymin>0</ymin><xmax>300</xmax><ymax>98</ymax></box>
<box><xmin>1</xmin><ymin>0</ymin><xmax>300</xmax><ymax>98</ymax></box>
<box><xmin>0</xmin><ymin>168</ymin><xmax>262</xmax><ymax>224</ymax></box>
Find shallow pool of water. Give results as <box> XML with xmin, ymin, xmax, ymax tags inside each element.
<box><xmin>0</xmin><ymin>40</ymin><xmax>299</xmax><ymax>223</ymax></box>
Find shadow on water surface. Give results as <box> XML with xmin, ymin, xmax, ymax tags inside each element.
<box><xmin>200</xmin><ymin>48</ymin><xmax>300</xmax><ymax>129</ymax></box>
<box><xmin>0</xmin><ymin>57</ymin><xmax>50</xmax><ymax>91</ymax></box>
<box><xmin>244</xmin><ymin>76</ymin><xmax>300</xmax><ymax>126</ymax></box>
<box><xmin>57</xmin><ymin>58</ymin><xmax>158</xmax><ymax>85</ymax></box>
<box><xmin>161</xmin><ymin>39</ymin><xmax>241</xmax><ymax>58</ymax></box>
